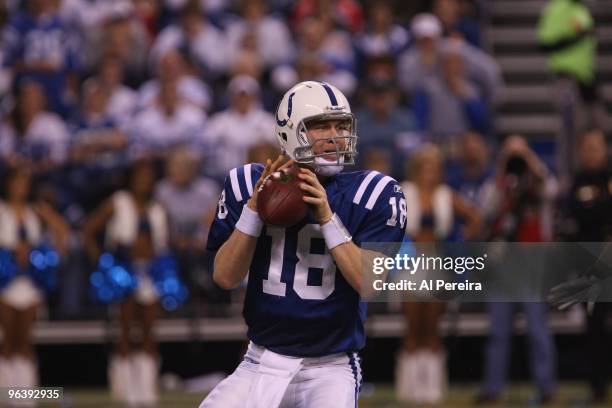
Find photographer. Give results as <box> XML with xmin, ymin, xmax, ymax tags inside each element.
<box><xmin>476</xmin><ymin>135</ymin><xmax>559</xmax><ymax>404</ymax></box>
<box><xmin>482</xmin><ymin>135</ymin><xmax>558</xmax><ymax>242</ymax></box>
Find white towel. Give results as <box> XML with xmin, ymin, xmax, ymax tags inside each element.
<box><xmin>245</xmin><ymin>349</ymin><xmax>303</xmax><ymax>408</ymax></box>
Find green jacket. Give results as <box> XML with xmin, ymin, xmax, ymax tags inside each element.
<box><xmin>538</xmin><ymin>0</ymin><xmax>596</xmax><ymax>84</ymax></box>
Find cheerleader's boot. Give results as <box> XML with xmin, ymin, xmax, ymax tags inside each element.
<box><xmin>108</xmin><ymin>354</ymin><xmax>132</xmax><ymax>403</ymax></box>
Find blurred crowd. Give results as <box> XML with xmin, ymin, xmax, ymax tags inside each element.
<box><xmin>0</xmin><ymin>0</ymin><xmax>610</xmax><ymax>403</ymax></box>
<box><xmin>0</xmin><ymin>0</ymin><xmax>503</xmax><ymax>309</ymax></box>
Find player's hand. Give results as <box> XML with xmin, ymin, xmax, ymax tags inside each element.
<box><xmin>547</xmin><ymin>275</ymin><xmax>603</xmax><ymax>311</ymax></box>
<box><xmin>247</xmin><ymin>155</ymin><xmax>292</xmax><ymax>212</ymax></box>
<box><xmin>298</xmin><ymin>167</ymin><xmax>333</xmax><ymax>224</ymax></box>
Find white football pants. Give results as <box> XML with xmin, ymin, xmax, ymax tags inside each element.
<box><xmin>200</xmin><ymin>342</ymin><xmax>362</xmax><ymax>408</ymax></box>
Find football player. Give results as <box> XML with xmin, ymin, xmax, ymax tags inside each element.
<box><xmin>200</xmin><ymin>81</ymin><xmax>407</xmax><ymax>408</ymax></box>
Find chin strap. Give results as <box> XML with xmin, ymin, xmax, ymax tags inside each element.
<box><xmin>315</xmin><ymin>165</ymin><xmax>343</xmax><ymax>176</ymax></box>
<box><xmin>313</xmin><ymin>156</ymin><xmax>344</xmax><ymax>176</ymax></box>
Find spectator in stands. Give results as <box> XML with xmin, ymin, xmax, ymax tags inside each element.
<box><xmin>69</xmin><ymin>79</ymin><xmax>128</xmax><ymax>212</ymax></box>
<box><xmin>274</xmin><ymin>16</ymin><xmax>357</xmax><ymax>96</ymax></box>
<box><xmin>2</xmin><ymin>0</ymin><xmax>81</xmax><ymax>117</ymax></box>
<box><xmin>130</xmin><ymin>78</ymin><xmax>206</xmax><ymax>159</ymax></box>
<box><xmin>433</xmin><ymin>0</ymin><xmax>481</xmax><ymax>47</ymax></box>
<box><xmin>151</xmin><ymin>2</ymin><xmax>228</xmax><ymax>79</ymax></box>
<box><xmin>228</xmin><ymin>38</ymin><xmax>283</xmax><ymax>112</ymax></box>
<box><xmin>82</xmin><ymin>159</ymin><xmax>169</xmax><ymax>406</ymax></box>
<box><xmin>92</xmin><ymin>6</ymin><xmax>150</xmax><ymax>87</ymax></box>
<box><xmin>361</xmin><ymin>147</ymin><xmax>392</xmax><ymax>175</ymax></box>
<box><xmin>0</xmin><ymin>2</ymin><xmax>12</xmax><ymax>112</ymax></box>
<box><xmin>246</xmin><ymin>142</ymin><xmax>280</xmax><ymax>166</ymax></box>
<box><xmin>354</xmin><ymin>1</ymin><xmax>410</xmax><ymax>73</ymax></box>
<box><xmin>538</xmin><ymin>0</ymin><xmax>602</xmax><ymax>188</ymax></box>
<box><xmin>355</xmin><ymin>79</ymin><xmax>416</xmax><ymax>180</ymax></box>
<box><xmin>300</xmin><ymin>16</ymin><xmax>356</xmax><ymax>92</ymax></box>
<box><xmin>160</xmin><ymin>0</ymin><xmax>232</xmax><ymax>24</ymax></box>
<box><xmin>291</xmin><ymin>0</ymin><xmax>364</xmax><ymax>33</ymax></box>
<box><xmin>156</xmin><ymin>148</ymin><xmax>218</xmax><ymax>249</ymax></box>
<box><xmin>95</xmin><ymin>55</ymin><xmax>138</xmax><ymax>127</ymax></box>
<box><xmin>61</xmin><ymin>1</ymin><xmax>138</xmax><ymax>74</ymax></box>
<box><xmin>561</xmin><ymin>129</ymin><xmax>611</xmax><ymax>404</ymax></box>
<box><xmin>476</xmin><ymin>135</ymin><xmax>558</xmax><ymax>404</ymax></box>
<box><xmin>155</xmin><ymin>148</ymin><xmax>219</xmax><ymax>294</ymax></box>
<box><xmin>138</xmin><ymin>50</ymin><xmax>212</xmax><ymax>112</ymax></box>
<box><xmin>397</xmin><ymin>143</ymin><xmax>481</xmax><ymax>405</ymax></box>
<box><xmin>446</xmin><ymin>131</ymin><xmax>493</xmax><ymax>206</ymax></box>
<box><xmin>0</xmin><ymin>80</ymin><xmax>70</xmax><ymax>173</ymax></box>
<box><xmin>270</xmin><ymin>54</ymin><xmax>316</xmax><ymax>95</ymax></box>
<box><xmin>397</xmin><ymin>13</ymin><xmax>442</xmax><ymax>98</ymax></box>
<box><xmin>398</xmin><ymin>13</ymin><xmax>501</xmax><ymax>102</ymax></box>
<box><xmin>0</xmin><ymin>165</ymin><xmax>69</xmax><ymax>392</ymax></box>
<box><xmin>363</xmin><ymin>54</ymin><xmax>398</xmax><ymax>84</ymax></box>
<box><xmin>293</xmin><ymin>55</ymin><xmax>321</xmax><ymax>83</ymax></box>
<box><xmin>202</xmin><ymin>75</ymin><xmax>275</xmax><ymax>179</ymax></box>
<box><xmin>58</xmin><ymin>0</ymin><xmax>131</xmax><ymax>32</ymax></box>
<box><xmin>132</xmin><ymin>0</ymin><xmax>160</xmax><ymax>38</ymax></box>
<box><xmin>228</xmin><ymin>28</ymin><xmax>263</xmax><ymax>79</ymax></box>
<box><xmin>0</xmin><ymin>4</ymin><xmax>7</xmax><ymax>28</ymax></box>
<box><xmin>225</xmin><ymin>0</ymin><xmax>294</xmax><ymax>71</ymax></box>
<box><xmin>412</xmin><ymin>44</ymin><xmax>489</xmax><ymax>151</ymax></box>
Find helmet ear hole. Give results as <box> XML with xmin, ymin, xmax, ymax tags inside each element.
<box><xmin>297</xmin><ymin>128</ymin><xmax>309</xmax><ymax>145</ymax></box>
<box><xmin>279</xmin><ymin>132</ymin><xmax>288</xmax><ymax>142</ymax></box>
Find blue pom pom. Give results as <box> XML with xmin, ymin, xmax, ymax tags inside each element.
<box><xmin>150</xmin><ymin>254</ymin><xmax>188</xmax><ymax>311</ymax></box>
<box><xmin>89</xmin><ymin>252</ymin><xmax>137</xmax><ymax>304</ymax></box>
<box><xmin>90</xmin><ymin>271</ymin><xmax>104</xmax><ymax>286</ymax></box>
<box><xmin>161</xmin><ymin>297</ymin><xmax>179</xmax><ymax>311</ymax></box>
<box><xmin>90</xmin><ymin>252</ymin><xmax>188</xmax><ymax>308</ymax></box>
<box><xmin>0</xmin><ymin>248</ymin><xmax>18</xmax><ymax>290</ymax></box>
<box><xmin>27</xmin><ymin>244</ymin><xmax>60</xmax><ymax>292</ymax></box>
<box><xmin>99</xmin><ymin>253</ymin><xmax>114</xmax><ymax>269</ymax></box>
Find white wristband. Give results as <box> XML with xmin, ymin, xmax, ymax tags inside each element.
<box><xmin>236</xmin><ymin>205</ymin><xmax>264</xmax><ymax>237</ymax></box>
<box><xmin>321</xmin><ymin>213</ymin><xmax>352</xmax><ymax>250</ymax></box>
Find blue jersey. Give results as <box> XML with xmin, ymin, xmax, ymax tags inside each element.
<box><xmin>208</xmin><ymin>164</ymin><xmax>406</xmax><ymax>357</ymax></box>
<box><xmin>3</xmin><ymin>11</ymin><xmax>80</xmax><ymax>115</ymax></box>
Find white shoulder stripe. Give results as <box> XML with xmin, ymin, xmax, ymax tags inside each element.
<box><xmin>244</xmin><ymin>164</ymin><xmax>253</xmax><ymax>196</ymax></box>
<box><xmin>229</xmin><ymin>168</ymin><xmax>243</xmax><ymax>201</ymax></box>
<box><xmin>365</xmin><ymin>176</ymin><xmax>393</xmax><ymax>210</ymax></box>
<box><xmin>353</xmin><ymin>171</ymin><xmax>380</xmax><ymax>205</ymax></box>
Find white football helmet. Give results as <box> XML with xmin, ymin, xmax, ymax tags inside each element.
<box><xmin>274</xmin><ymin>81</ymin><xmax>357</xmax><ymax>175</ymax></box>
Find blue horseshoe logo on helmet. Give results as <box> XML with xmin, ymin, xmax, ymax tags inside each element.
<box><xmin>276</xmin><ymin>92</ymin><xmax>295</xmax><ymax>127</ymax></box>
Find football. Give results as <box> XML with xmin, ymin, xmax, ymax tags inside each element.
<box><xmin>257</xmin><ymin>165</ymin><xmax>309</xmax><ymax>227</ymax></box>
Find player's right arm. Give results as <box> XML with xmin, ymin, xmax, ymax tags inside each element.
<box><xmin>213</xmin><ymin>230</ymin><xmax>258</xmax><ymax>289</ymax></box>
<box><xmin>211</xmin><ymin>156</ymin><xmax>286</xmax><ymax>289</ymax></box>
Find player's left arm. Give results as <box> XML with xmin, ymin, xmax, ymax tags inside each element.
<box><xmin>299</xmin><ymin>168</ymin><xmax>405</xmax><ymax>293</ymax></box>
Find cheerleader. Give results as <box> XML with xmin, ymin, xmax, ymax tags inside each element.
<box><xmin>396</xmin><ymin>144</ymin><xmax>481</xmax><ymax>404</ymax></box>
<box><xmin>83</xmin><ymin>160</ymin><xmax>169</xmax><ymax>406</ymax></box>
<box><xmin>0</xmin><ymin>166</ymin><xmax>69</xmax><ymax>391</ymax></box>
